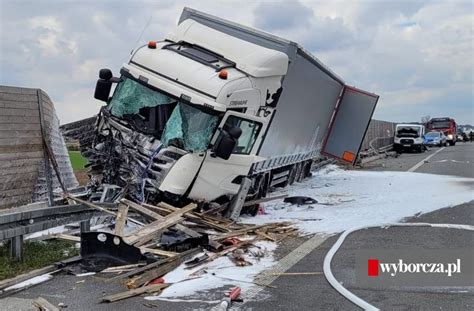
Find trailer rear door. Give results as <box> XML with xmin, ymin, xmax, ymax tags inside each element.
<box><xmin>322</xmin><ymin>86</ymin><xmax>379</xmax><ymax>165</ymax></box>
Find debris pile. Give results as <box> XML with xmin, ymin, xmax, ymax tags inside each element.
<box><xmin>60</xmin><ymin>196</ymin><xmax>297</xmax><ymax>305</ymax></box>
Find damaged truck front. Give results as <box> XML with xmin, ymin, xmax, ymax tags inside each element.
<box><xmin>85</xmin><ymin>8</ymin><xmax>379</xmax><ymax>209</ymax></box>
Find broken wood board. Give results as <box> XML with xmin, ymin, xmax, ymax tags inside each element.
<box><xmin>0</xmin><ymin>265</ymin><xmax>56</xmax><ymax>291</ymax></box>
<box><xmin>124</xmin><ymin>203</ymin><xmax>197</xmax><ymax>247</ymax></box>
<box><xmin>106</xmin><ymin>247</ymin><xmax>200</xmax><ymax>283</ymax></box>
<box><xmin>32</xmin><ymin>297</ymin><xmax>59</xmax><ymax>311</ymax></box>
<box><xmin>115</xmin><ymin>203</ymin><xmax>129</xmax><ymax>236</ymax></box>
<box><xmin>102</xmin><ymin>283</ymin><xmax>169</xmax><ymax>302</ymax></box>
<box><xmin>126</xmin><ymin>259</ymin><xmax>182</xmax><ymax>289</ymax></box>
<box><xmin>122</xmin><ymin>199</ymin><xmax>201</xmax><ymax>238</ymax></box>
<box><xmin>140</xmin><ymin>247</ymin><xmax>178</xmax><ymax>258</ymax></box>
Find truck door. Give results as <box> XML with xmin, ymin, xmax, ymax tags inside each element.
<box><xmin>188</xmin><ymin>111</ymin><xmax>267</xmax><ymax>201</ymax></box>
<box><xmin>322</xmin><ymin>86</ymin><xmax>379</xmax><ymax>165</ymax></box>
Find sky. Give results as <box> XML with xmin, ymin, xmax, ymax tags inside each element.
<box><xmin>0</xmin><ymin>0</ymin><xmax>472</xmax><ymax>125</ymax></box>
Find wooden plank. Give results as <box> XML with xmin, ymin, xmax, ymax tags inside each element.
<box><xmin>32</xmin><ymin>297</ymin><xmax>59</xmax><ymax>311</ymax></box>
<box><xmin>124</xmin><ymin>203</ymin><xmax>197</xmax><ymax>247</ymax></box>
<box><xmin>123</xmin><ymin>199</ymin><xmax>201</xmax><ymax>238</ymax></box>
<box><xmin>52</xmin><ymin>233</ymin><xmax>80</xmax><ymax>242</ymax></box>
<box><xmin>0</xmin><ymin>265</ymin><xmax>56</xmax><ymax>291</ymax></box>
<box><xmin>101</xmin><ymin>283</ymin><xmax>169</xmax><ymax>302</ymax></box>
<box><xmin>106</xmin><ymin>247</ymin><xmax>199</xmax><ymax>283</ymax></box>
<box><xmin>214</xmin><ymin>224</ymin><xmax>269</xmax><ymax>241</ymax></box>
<box><xmin>0</xmin><ymin>108</ymin><xmax>40</xmax><ymax>117</ymax></box>
<box><xmin>140</xmin><ymin>247</ymin><xmax>178</xmax><ymax>257</ymax></box>
<box><xmin>114</xmin><ymin>203</ymin><xmax>129</xmax><ymax>236</ymax></box>
<box><xmin>126</xmin><ymin>260</ymin><xmax>180</xmax><ymax>289</ymax></box>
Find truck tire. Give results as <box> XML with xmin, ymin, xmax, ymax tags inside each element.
<box><xmin>449</xmin><ymin>141</ymin><xmax>455</xmax><ymax>146</ymax></box>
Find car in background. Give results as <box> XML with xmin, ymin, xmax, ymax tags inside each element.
<box><xmin>424</xmin><ymin>131</ymin><xmax>447</xmax><ymax>147</ymax></box>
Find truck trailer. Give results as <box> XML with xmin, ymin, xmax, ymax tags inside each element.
<box><xmin>86</xmin><ymin>7</ymin><xmax>379</xmax><ymax>208</ymax></box>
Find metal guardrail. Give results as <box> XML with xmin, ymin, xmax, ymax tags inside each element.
<box><xmin>0</xmin><ymin>203</ymin><xmax>96</xmax><ymax>241</ymax></box>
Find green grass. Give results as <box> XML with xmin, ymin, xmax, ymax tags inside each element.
<box><xmin>0</xmin><ymin>240</ymin><xmax>79</xmax><ymax>280</ymax></box>
<box><xmin>68</xmin><ymin>150</ymin><xmax>88</xmax><ymax>171</ymax></box>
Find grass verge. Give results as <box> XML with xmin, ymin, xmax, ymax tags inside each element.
<box><xmin>68</xmin><ymin>151</ymin><xmax>88</xmax><ymax>171</ymax></box>
<box><xmin>0</xmin><ymin>240</ymin><xmax>79</xmax><ymax>280</ymax></box>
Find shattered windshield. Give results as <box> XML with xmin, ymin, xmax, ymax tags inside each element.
<box><xmin>161</xmin><ymin>103</ymin><xmax>219</xmax><ymax>152</ymax></box>
<box><xmin>108</xmin><ymin>77</ymin><xmax>175</xmax><ymax>117</ymax></box>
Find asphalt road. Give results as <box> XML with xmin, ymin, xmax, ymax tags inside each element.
<box><xmin>363</xmin><ymin>142</ymin><xmax>474</xmax><ymax>178</ymax></box>
<box><xmin>3</xmin><ymin>143</ymin><xmax>473</xmax><ymax>310</ymax></box>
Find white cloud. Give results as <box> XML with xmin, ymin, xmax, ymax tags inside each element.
<box><xmin>0</xmin><ymin>0</ymin><xmax>472</xmax><ymax>124</ymax></box>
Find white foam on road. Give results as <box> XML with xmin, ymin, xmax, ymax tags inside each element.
<box><xmin>241</xmin><ymin>165</ymin><xmax>473</xmax><ymax>234</ymax></box>
<box><xmin>145</xmin><ymin>241</ymin><xmax>277</xmax><ymax>300</ymax></box>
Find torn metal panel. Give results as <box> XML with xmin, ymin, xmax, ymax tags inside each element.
<box><xmin>84</xmin><ymin>109</ymin><xmax>187</xmax><ymax>203</ymax></box>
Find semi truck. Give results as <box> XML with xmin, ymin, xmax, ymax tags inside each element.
<box><xmin>87</xmin><ymin>7</ymin><xmax>379</xmax><ymax>208</ymax></box>
<box><xmin>427</xmin><ymin>117</ymin><xmax>457</xmax><ymax>146</ymax></box>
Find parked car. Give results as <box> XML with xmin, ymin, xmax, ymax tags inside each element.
<box><xmin>424</xmin><ymin>131</ymin><xmax>447</xmax><ymax>147</ymax></box>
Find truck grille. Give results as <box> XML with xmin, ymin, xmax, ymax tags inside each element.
<box><xmin>400</xmin><ymin>139</ymin><xmax>414</xmax><ymax>145</ymax></box>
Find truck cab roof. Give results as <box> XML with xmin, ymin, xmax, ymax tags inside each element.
<box><xmin>167</xmin><ymin>19</ymin><xmax>289</xmax><ymax>78</ymax></box>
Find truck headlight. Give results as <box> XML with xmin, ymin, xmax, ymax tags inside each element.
<box><xmin>447</xmin><ymin>134</ymin><xmax>453</xmax><ymax>139</ymax></box>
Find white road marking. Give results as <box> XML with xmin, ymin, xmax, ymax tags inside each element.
<box><xmin>233</xmin><ymin>234</ymin><xmax>329</xmax><ymax>308</ymax></box>
<box><xmin>407</xmin><ymin>147</ymin><xmax>446</xmax><ymax>172</ymax></box>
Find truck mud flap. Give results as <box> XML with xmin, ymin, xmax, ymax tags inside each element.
<box><xmin>322</xmin><ymin>86</ymin><xmax>379</xmax><ymax>165</ymax></box>
<box><xmin>80</xmin><ymin>232</ymin><xmax>144</xmax><ymax>272</ymax></box>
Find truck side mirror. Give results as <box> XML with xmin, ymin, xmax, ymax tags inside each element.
<box><xmin>94</xmin><ymin>69</ymin><xmax>113</xmax><ymax>102</ymax></box>
<box><xmin>213</xmin><ymin>126</ymin><xmax>242</xmax><ymax>160</ymax></box>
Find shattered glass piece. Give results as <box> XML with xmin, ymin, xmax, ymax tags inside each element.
<box><xmin>108</xmin><ymin>77</ymin><xmax>174</xmax><ymax>117</ymax></box>
<box><xmin>161</xmin><ymin>103</ymin><xmax>219</xmax><ymax>152</ymax></box>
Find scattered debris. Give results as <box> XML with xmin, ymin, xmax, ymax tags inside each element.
<box><xmin>101</xmin><ymin>283</ymin><xmax>170</xmax><ymax>302</ymax></box>
<box><xmin>283</xmin><ymin>196</ymin><xmax>318</xmax><ymax>205</ymax></box>
<box><xmin>33</xmin><ymin>297</ymin><xmax>59</xmax><ymax>311</ymax></box>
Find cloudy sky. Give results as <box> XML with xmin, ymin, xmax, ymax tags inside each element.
<box><xmin>0</xmin><ymin>0</ymin><xmax>472</xmax><ymax>124</ymax></box>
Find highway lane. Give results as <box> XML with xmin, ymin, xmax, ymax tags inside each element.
<box><xmin>363</xmin><ymin>142</ymin><xmax>474</xmax><ymax>178</ymax></box>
